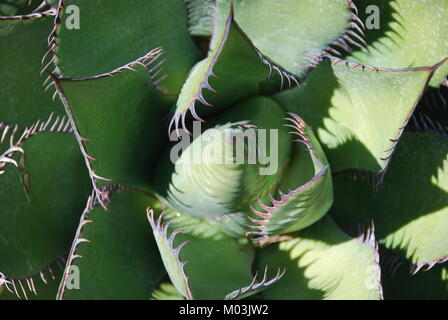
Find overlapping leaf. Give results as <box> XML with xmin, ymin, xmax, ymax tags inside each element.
<box><xmin>247</xmin><ymin>113</ymin><xmax>333</xmax><ymax>239</ymax></box>
<box><xmin>348</xmin><ymin>0</ymin><xmax>448</xmax><ymax>88</ymax></box>
<box><xmin>0</xmin><ymin>13</ymin><xmax>64</xmax><ymax>126</ymax></box>
<box><xmin>55</xmin><ymin>0</ymin><xmax>201</xmax><ymax>94</ymax></box>
<box><xmin>274</xmin><ymin>57</ymin><xmax>440</xmax><ymax>172</ymax></box>
<box><xmin>156</xmin><ymin>97</ymin><xmax>291</xmax><ymax>219</ymax></box>
<box><xmin>170</xmin><ymin>7</ymin><xmax>296</xmax><ymax>134</ymax></box>
<box><xmin>331</xmin><ymin>132</ymin><xmax>448</xmax><ymax>269</ymax></box>
<box><xmin>213</xmin><ymin>0</ymin><xmax>360</xmax><ymax>78</ymax></box>
<box><xmin>148</xmin><ymin>209</ymin><xmax>256</xmax><ymax>300</ymax></box>
<box><xmin>56</xmin><ymin>51</ymin><xmax>167</xmax><ymax>190</ymax></box>
<box><xmin>0</xmin><ymin>131</ymin><xmax>89</xmax><ymax>278</ymax></box>
<box><xmin>58</xmin><ymin>189</ymin><xmax>165</xmax><ymax>300</ymax></box>
<box><xmin>258</xmin><ymin>217</ymin><xmax>383</xmax><ymax>300</ymax></box>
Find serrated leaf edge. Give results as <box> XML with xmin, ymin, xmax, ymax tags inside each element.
<box><xmin>224</xmin><ymin>266</ymin><xmax>286</xmax><ymax>300</ymax></box>
<box><xmin>147</xmin><ymin>209</ymin><xmax>193</xmax><ymax>300</ymax></box>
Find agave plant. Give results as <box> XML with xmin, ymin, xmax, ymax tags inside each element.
<box><xmin>0</xmin><ymin>0</ymin><xmax>447</xmax><ymax>300</ymax></box>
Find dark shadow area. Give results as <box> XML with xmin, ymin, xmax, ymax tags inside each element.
<box><xmin>407</xmin><ymin>85</ymin><xmax>448</xmax><ymax>136</ymax></box>
<box><xmin>331</xmin><ymin>132</ymin><xmax>448</xmax><ymax>262</ymax></box>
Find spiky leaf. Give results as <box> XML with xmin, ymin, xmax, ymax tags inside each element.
<box><xmin>170</xmin><ymin>7</ymin><xmax>295</xmax><ymax>133</ymax></box>
<box><xmin>55</xmin><ymin>0</ymin><xmax>200</xmax><ymax>94</ymax></box>
<box><xmin>332</xmin><ymin>132</ymin><xmax>448</xmax><ymax>268</ymax></box>
<box><xmin>258</xmin><ymin>218</ymin><xmax>383</xmax><ymax>300</ymax></box>
<box><xmin>0</xmin><ymin>131</ymin><xmax>89</xmax><ymax>278</ymax></box>
<box><xmin>0</xmin><ymin>14</ymin><xmax>64</xmax><ymax>126</ymax></box>
<box><xmin>56</xmin><ymin>50</ymin><xmax>167</xmax><ymax>189</ymax></box>
<box><xmin>248</xmin><ymin>113</ymin><xmax>333</xmax><ymax>238</ymax></box>
<box><xmin>274</xmin><ymin>57</ymin><xmax>438</xmax><ymax>172</ymax></box>
<box><xmin>213</xmin><ymin>0</ymin><xmax>359</xmax><ymax>78</ymax></box>
<box><xmin>349</xmin><ymin>0</ymin><xmax>448</xmax><ymax>88</ymax></box>
<box><xmin>59</xmin><ymin>190</ymin><xmax>165</xmax><ymax>300</ymax></box>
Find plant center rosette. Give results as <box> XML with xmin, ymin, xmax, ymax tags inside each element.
<box><xmin>153</xmin><ymin>96</ymin><xmax>333</xmax><ymax>240</ymax></box>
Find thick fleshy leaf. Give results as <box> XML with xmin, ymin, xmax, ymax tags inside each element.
<box><xmin>332</xmin><ymin>132</ymin><xmax>448</xmax><ymax>269</ymax></box>
<box><xmin>258</xmin><ymin>218</ymin><xmax>383</xmax><ymax>300</ymax></box>
<box><xmin>0</xmin><ymin>131</ymin><xmax>90</xmax><ymax>278</ymax></box>
<box><xmin>151</xmin><ymin>281</ymin><xmax>185</xmax><ymax>300</ymax></box>
<box><xmin>224</xmin><ymin>267</ymin><xmax>285</xmax><ymax>300</ymax></box>
<box><xmin>170</xmin><ymin>7</ymin><xmax>297</xmax><ymax>134</ymax></box>
<box><xmin>0</xmin><ymin>258</ymin><xmax>64</xmax><ymax>300</ymax></box>
<box><xmin>214</xmin><ymin>0</ymin><xmax>361</xmax><ymax>77</ymax></box>
<box><xmin>0</xmin><ymin>0</ymin><xmax>48</xmax><ymax>15</ymax></box>
<box><xmin>55</xmin><ymin>0</ymin><xmax>200</xmax><ymax>94</ymax></box>
<box><xmin>58</xmin><ymin>189</ymin><xmax>165</xmax><ymax>300</ymax></box>
<box><xmin>185</xmin><ymin>0</ymin><xmax>215</xmax><ymax>37</ymax></box>
<box><xmin>156</xmin><ymin>97</ymin><xmax>291</xmax><ymax>219</ymax></box>
<box><xmin>382</xmin><ymin>262</ymin><xmax>448</xmax><ymax>299</ymax></box>
<box><xmin>56</xmin><ymin>50</ymin><xmax>167</xmax><ymax>190</ymax></box>
<box><xmin>147</xmin><ymin>209</ymin><xmax>192</xmax><ymax>300</ymax></box>
<box><xmin>0</xmin><ymin>14</ymin><xmax>65</xmax><ymax>126</ymax></box>
<box><xmin>247</xmin><ymin>113</ymin><xmax>333</xmax><ymax>239</ymax></box>
<box><xmin>274</xmin><ymin>57</ymin><xmax>439</xmax><ymax>172</ymax></box>
<box><xmin>148</xmin><ymin>209</ymin><xmax>255</xmax><ymax>300</ymax></box>
<box><xmin>348</xmin><ymin>0</ymin><xmax>448</xmax><ymax>88</ymax></box>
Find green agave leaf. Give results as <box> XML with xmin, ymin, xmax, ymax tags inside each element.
<box><xmin>148</xmin><ymin>210</ymin><xmax>256</xmax><ymax>300</ymax></box>
<box><xmin>0</xmin><ymin>130</ymin><xmax>90</xmax><ymax>278</ymax></box>
<box><xmin>170</xmin><ymin>6</ymin><xmax>296</xmax><ymax>134</ymax></box>
<box><xmin>58</xmin><ymin>189</ymin><xmax>165</xmax><ymax>300</ymax></box>
<box><xmin>274</xmin><ymin>57</ymin><xmax>440</xmax><ymax>172</ymax></box>
<box><xmin>156</xmin><ymin>97</ymin><xmax>291</xmax><ymax>219</ymax></box>
<box><xmin>147</xmin><ymin>209</ymin><xmax>193</xmax><ymax>300</ymax></box>
<box><xmin>349</xmin><ymin>0</ymin><xmax>448</xmax><ymax>88</ymax></box>
<box><xmin>258</xmin><ymin>217</ymin><xmax>383</xmax><ymax>300</ymax></box>
<box><xmin>331</xmin><ymin>132</ymin><xmax>448</xmax><ymax>269</ymax></box>
<box><xmin>185</xmin><ymin>0</ymin><xmax>215</xmax><ymax>37</ymax></box>
<box><xmin>151</xmin><ymin>281</ymin><xmax>185</xmax><ymax>301</ymax></box>
<box><xmin>0</xmin><ymin>13</ymin><xmax>65</xmax><ymax>126</ymax></box>
<box><xmin>0</xmin><ymin>258</ymin><xmax>64</xmax><ymax>300</ymax></box>
<box><xmin>0</xmin><ymin>0</ymin><xmax>48</xmax><ymax>16</ymax></box>
<box><xmin>382</xmin><ymin>261</ymin><xmax>448</xmax><ymax>299</ymax></box>
<box><xmin>214</xmin><ymin>0</ymin><xmax>361</xmax><ymax>77</ymax></box>
<box><xmin>162</xmin><ymin>208</ymin><xmax>247</xmax><ymax>240</ymax></box>
<box><xmin>248</xmin><ymin>113</ymin><xmax>333</xmax><ymax>239</ymax></box>
<box><xmin>54</xmin><ymin>0</ymin><xmax>200</xmax><ymax>94</ymax></box>
<box><xmin>224</xmin><ymin>267</ymin><xmax>285</xmax><ymax>300</ymax></box>
<box><xmin>55</xmin><ymin>50</ymin><xmax>167</xmax><ymax>191</ymax></box>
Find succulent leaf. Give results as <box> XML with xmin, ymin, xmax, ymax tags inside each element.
<box><xmin>151</xmin><ymin>281</ymin><xmax>185</xmax><ymax>300</ymax></box>
<box><xmin>54</xmin><ymin>49</ymin><xmax>167</xmax><ymax>191</ymax></box>
<box><xmin>147</xmin><ymin>209</ymin><xmax>193</xmax><ymax>300</ymax></box>
<box><xmin>58</xmin><ymin>189</ymin><xmax>165</xmax><ymax>300</ymax></box>
<box><xmin>274</xmin><ymin>57</ymin><xmax>441</xmax><ymax>172</ymax></box>
<box><xmin>348</xmin><ymin>0</ymin><xmax>448</xmax><ymax>88</ymax></box>
<box><xmin>156</xmin><ymin>97</ymin><xmax>291</xmax><ymax>219</ymax></box>
<box><xmin>213</xmin><ymin>0</ymin><xmax>362</xmax><ymax>77</ymax></box>
<box><xmin>54</xmin><ymin>0</ymin><xmax>201</xmax><ymax>94</ymax></box>
<box><xmin>258</xmin><ymin>217</ymin><xmax>383</xmax><ymax>300</ymax></box>
<box><xmin>0</xmin><ymin>0</ymin><xmax>53</xmax><ymax>16</ymax></box>
<box><xmin>0</xmin><ymin>129</ymin><xmax>90</xmax><ymax>278</ymax></box>
<box><xmin>149</xmin><ymin>210</ymin><xmax>256</xmax><ymax>300</ymax></box>
<box><xmin>0</xmin><ymin>13</ymin><xmax>64</xmax><ymax>126</ymax></box>
<box><xmin>185</xmin><ymin>0</ymin><xmax>215</xmax><ymax>37</ymax></box>
<box><xmin>171</xmin><ymin>6</ymin><xmax>297</xmax><ymax>135</ymax></box>
<box><xmin>332</xmin><ymin>132</ymin><xmax>448</xmax><ymax>269</ymax></box>
<box><xmin>224</xmin><ymin>266</ymin><xmax>286</xmax><ymax>300</ymax></box>
<box><xmin>248</xmin><ymin>113</ymin><xmax>333</xmax><ymax>239</ymax></box>
<box><xmin>0</xmin><ymin>258</ymin><xmax>65</xmax><ymax>300</ymax></box>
